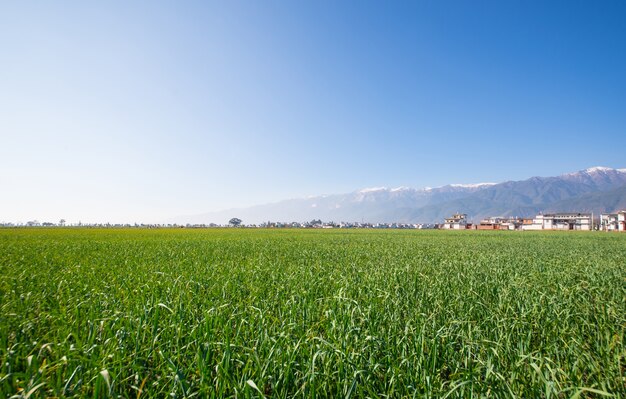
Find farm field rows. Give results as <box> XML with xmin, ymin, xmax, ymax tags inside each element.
<box><xmin>0</xmin><ymin>228</ymin><xmax>624</xmax><ymax>398</ymax></box>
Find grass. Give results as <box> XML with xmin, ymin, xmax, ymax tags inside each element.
<box><xmin>0</xmin><ymin>228</ymin><xmax>624</xmax><ymax>398</ymax></box>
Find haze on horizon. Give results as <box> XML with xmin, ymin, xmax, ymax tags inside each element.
<box><xmin>1</xmin><ymin>1</ymin><xmax>625</xmax><ymax>224</ymax></box>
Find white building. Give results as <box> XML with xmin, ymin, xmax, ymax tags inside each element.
<box><xmin>442</xmin><ymin>213</ymin><xmax>468</xmax><ymax>230</ymax></box>
<box><xmin>601</xmin><ymin>210</ymin><xmax>626</xmax><ymax>231</ymax></box>
<box><xmin>521</xmin><ymin>214</ymin><xmax>545</xmax><ymax>231</ymax></box>
<box><xmin>522</xmin><ymin>213</ymin><xmax>592</xmax><ymax>231</ymax></box>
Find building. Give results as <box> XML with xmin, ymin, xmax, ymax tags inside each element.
<box><xmin>521</xmin><ymin>218</ymin><xmax>534</xmax><ymax>227</ymax></box>
<box><xmin>521</xmin><ymin>215</ymin><xmax>545</xmax><ymax>231</ymax></box>
<box><xmin>477</xmin><ymin>217</ymin><xmax>503</xmax><ymax>230</ymax></box>
<box><xmin>500</xmin><ymin>218</ymin><xmax>521</xmax><ymax>230</ymax></box>
<box><xmin>601</xmin><ymin>210</ymin><xmax>626</xmax><ymax>231</ymax></box>
<box><xmin>522</xmin><ymin>213</ymin><xmax>592</xmax><ymax>231</ymax></box>
<box><xmin>543</xmin><ymin>213</ymin><xmax>592</xmax><ymax>230</ymax></box>
<box><xmin>478</xmin><ymin>217</ymin><xmax>522</xmax><ymax>230</ymax></box>
<box><xmin>601</xmin><ymin>213</ymin><xmax>619</xmax><ymax>231</ymax></box>
<box><xmin>442</xmin><ymin>213</ymin><xmax>468</xmax><ymax>229</ymax></box>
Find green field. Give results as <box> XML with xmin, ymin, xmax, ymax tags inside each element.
<box><xmin>0</xmin><ymin>228</ymin><xmax>624</xmax><ymax>398</ymax></box>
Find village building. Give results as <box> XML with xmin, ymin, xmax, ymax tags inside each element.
<box><xmin>442</xmin><ymin>213</ymin><xmax>468</xmax><ymax>229</ymax></box>
<box><xmin>601</xmin><ymin>213</ymin><xmax>619</xmax><ymax>231</ymax></box>
<box><xmin>521</xmin><ymin>213</ymin><xmax>592</xmax><ymax>231</ymax></box>
<box><xmin>478</xmin><ymin>217</ymin><xmax>522</xmax><ymax>230</ymax></box>
<box><xmin>500</xmin><ymin>219</ymin><xmax>521</xmax><ymax>230</ymax></box>
<box><xmin>477</xmin><ymin>217</ymin><xmax>503</xmax><ymax>230</ymax></box>
<box><xmin>600</xmin><ymin>210</ymin><xmax>626</xmax><ymax>231</ymax></box>
<box><xmin>521</xmin><ymin>215</ymin><xmax>545</xmax><ymax>231</ymax></box>
<box><xmin>476</xmin><ymin>217</ymin><xmax>520</xmax><ymax>230</ymax></box>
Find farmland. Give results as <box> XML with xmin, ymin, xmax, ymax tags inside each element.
<box><xmin>0</xmin><ymin>228</ymin><xmax>624</xmax><ymax>398</ymax></box>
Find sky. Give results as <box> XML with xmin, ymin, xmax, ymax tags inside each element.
<box><xmin>1</xmin><ymin>1</ymin><xmax>625</xmax><ymax>224</ymax></box>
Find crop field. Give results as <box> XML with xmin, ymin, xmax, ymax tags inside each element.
<box><xmin>0</xmin><ymin>228</ymin><xmax>624</xmax><ymax>398</ymax></box>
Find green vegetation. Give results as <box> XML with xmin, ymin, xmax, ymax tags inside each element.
<box><xmin>0</xmin><ymin>228</ymin><xmax>624</xmax><ymax>398</ymax></box>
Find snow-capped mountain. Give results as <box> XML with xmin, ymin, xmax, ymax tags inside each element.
<box><xmin>172</xmin><ymin>167</ymin><xmax>626</xmax><ymax>224</ymax></box>
<box><xmin>561</xmin><ymin>166</ymin><xmax>626</xmax><ymax>189</ymax></box>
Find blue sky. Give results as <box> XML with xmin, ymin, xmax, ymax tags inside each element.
<box><xmin>1</xmin><ymin>1</ymin><xmax>625</xmax><ymax>223</ymax></box>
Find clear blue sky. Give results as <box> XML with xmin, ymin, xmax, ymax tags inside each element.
<box><xmin>1</xmin><ymin>1</ymin><xmax>625</xmax><ymax>223</ymax></box>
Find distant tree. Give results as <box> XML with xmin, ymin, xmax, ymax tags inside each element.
<box><xmin>229</xmin><ymin>218</ymin><xmax>242</xmax><ymax>227</ymax></box>
<box><xmin>59</xmin><ymin>219</ymin><xmax>66</xmax><ymax>227</ymax></box>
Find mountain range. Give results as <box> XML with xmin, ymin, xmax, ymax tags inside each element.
<box><xmin>174</xmin><ymin>167</ymin><xmax>626</xmax><ymax>224</ymax></box>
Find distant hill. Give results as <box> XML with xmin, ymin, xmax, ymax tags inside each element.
<box><xmin>172</xmin><ymin>167</ymin><xmax>626</xmax><ymax>224</ymax></box>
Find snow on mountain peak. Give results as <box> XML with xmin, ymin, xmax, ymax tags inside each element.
<box><xmin>355</xmin><ymin>167</ymin><xmax>625</xmax><ymax>196</ymax></box>
<box><xmin>448</xmin><ymin>183</ymin><xmax>497</xmax><ymax>189</ymax></box>
<box><xmin>563</xmin><ymin>166</ymin><xmax>626</xmax><ymax>177</ymax></box>
<box><xmin>585</xmin><ymin>166</ymin><xmax>614</xmax><ymax>173</ymax></box>
<box><xmin>359</xmin><ymin>187</ymin><xmax>387</xmax><ymax>193</ymax></box>
<box><xmin>359</xmin><ymin>186</ymin><xmax>412</xmax><ymax>193</ymax></box>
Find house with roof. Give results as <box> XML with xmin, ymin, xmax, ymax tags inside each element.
<box><xmin>442</xmin><ymin>213</ymin><xmax>468</xmax><ymax>229</ymax></box>
<box><xmin>601</xmin><ymin>210</ymin><xmax>626</xmax><ymax>231</ymax></box>
<box><xmin>522</xmin><ymin>213</ymin><xmax>592</xmax><ymax>231</ymax></box>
